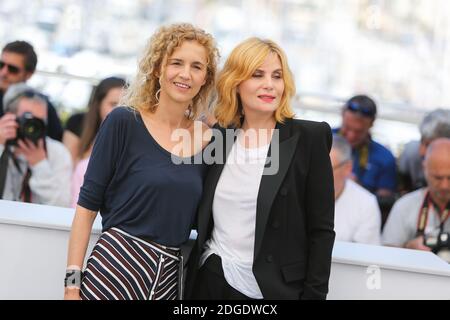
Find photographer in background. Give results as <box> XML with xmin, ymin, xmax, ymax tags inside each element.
<box><xmin>0</xmin><ymin>83</ymin><xmax>72</xmax><ymax>207</ymax></box>
<box><xmin>0</xmin><ymin>40</ymin><xmax>63</xmax><ymax>141</ymax></box>
<box><xmin>398</xmin><ymin>109</ymin><xmax>450</xmax><ymax>194</ymax></box>
<box><xmin>382</xmin><ymin>138</ymin><xmax>450</xmax><ymax>262</ymax></box>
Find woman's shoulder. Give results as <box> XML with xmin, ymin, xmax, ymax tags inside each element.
<box><xmin>108</xmin><ymin>106</ymin><xmax>138</xmax><ymax>119</ymax></box>
<box><xmin>102</xmin><ymin>106</ymin><xmax>140</xmax><ymax>127</ymax></box>
<box><xmin>289</xmin><ymin>118</ymin><xmax>331</xmax><ymax>135</ymax></box>
<box><xmin>287</xmin><ymin>118</ymin><xmax>332</xmax><ymax>151</ymax></box>
<box><xmin>95</xmin><ymin>107</ymin><xmax>140</xmax><ymax>141</ymax></box>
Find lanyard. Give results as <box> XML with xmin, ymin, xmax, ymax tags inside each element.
<box><xmin>0</xmin><ymin>139</ymin><xmax>47</xmax><ymax>202</ymax></box>
<box><xmin>338</xmin><ymin>129</ymin><xmax>370</xmax><ymax>172</ymax></box>
<box><xmin>416</xmin><ymin>191</ymin><xmax>450</xmax><ymax>235</ymax></box>
<box><xmin>358</xmin><ymin>143</ymin><xmax>369</xmax><ymax>172</ymax></box>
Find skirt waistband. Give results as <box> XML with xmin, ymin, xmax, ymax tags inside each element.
<box><xmin>109</xmin><ymin>227</ymin><xmax>181</xmax><ymax>260</ymax></box>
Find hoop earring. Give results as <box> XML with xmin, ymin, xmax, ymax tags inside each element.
<box><xmin>153</xmin><ymin>74</ymin><xmax>163</xmax><ymax>106</ymax></box>
<box><xmin>155</xmin><ymin>88</ymin><xmax>161</xmax><ymax>104</ymax></box>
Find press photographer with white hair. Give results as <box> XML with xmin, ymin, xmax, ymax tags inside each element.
<box><xmin>331</xmin><ymin>135</ymin><xmax>381</xmax><ymax>245</ymax></box>
<box><xmin>0</xmin><ymin>83</ymin><xmax>72</xmax><ymax>207</ymax></box>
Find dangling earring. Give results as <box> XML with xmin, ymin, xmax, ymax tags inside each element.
<box><xmin>185</xmin><ymin>104</ymin><xmax>193</xmax><ymax>119</ymax></box>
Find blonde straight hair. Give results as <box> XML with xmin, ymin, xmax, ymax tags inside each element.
<box><xmin>214</xmin><ymin>37</ymin><xmax>295</xmax><ymax>128</ymax></box>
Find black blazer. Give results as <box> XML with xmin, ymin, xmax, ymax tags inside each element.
<box><xmin>185</xmin><ymin>118</ymin><xmax>335</xmax><ymax>300</ymax></box>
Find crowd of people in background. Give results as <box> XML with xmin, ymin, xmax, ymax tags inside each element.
<box><xmin>1</xmin><ymin>37</ymin><xmax>449</xmax><ymax>267</ymax></box>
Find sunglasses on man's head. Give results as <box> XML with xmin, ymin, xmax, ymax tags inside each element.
<box><xmin>345</xmin><ymin>101</ymin><xmax>376</xmax><ymax>117</ymax></box>
<box><xmin>0</xmin><ymin>60</ymin><xmax>22</xmax><ymax>74</ymax></box>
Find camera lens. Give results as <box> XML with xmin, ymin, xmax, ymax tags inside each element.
<box><xmin>22</xmin><ymin>118</ymin><xmax>45</xmax><ymax>141</ymax></box>
<box><xmin>16</xmin><ymin>112</ymin><xmax>46</xmax><ymax>145</ymax></box>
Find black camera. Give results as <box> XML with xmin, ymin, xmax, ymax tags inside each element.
<box><xmin>7</xmin><ymin>112</ymin><xmax>46</xmax><ymax>146</ymax></box>
<box><xmin>424</xmin><ymin>231</ymin><xmax>450</xmax><ymax>263</ymax></box>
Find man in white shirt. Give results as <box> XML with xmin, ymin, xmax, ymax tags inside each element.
<box><xmin>0</xmin><ymin>83</ymin><xmax>72</xmax><ymax>207</ymax></box>
<box><xmin>331</xmin><ymin>135</ymin><xmax>381</xmax><ymax>245</ymax></box>
<box><xmin>382</xmin><ymin>138</ymin><xmax>450</xmax><ymax>257</ymax></box>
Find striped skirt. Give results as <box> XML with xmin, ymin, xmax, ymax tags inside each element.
<box><xmin>80</xmin><ymin>227</ymin><xmax>183</xmax><ymax>300</ymax></box>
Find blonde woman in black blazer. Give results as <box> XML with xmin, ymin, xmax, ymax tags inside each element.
<box><xmin>185</xmin><ymin>38</ymin><xmax>335</xmax><ymax>300</ymax></box>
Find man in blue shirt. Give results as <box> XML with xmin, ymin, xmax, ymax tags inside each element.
<box><xmin>333</xmin><ymin>95</ymin><xmax>397</xmax><ymax>198</ymax></box>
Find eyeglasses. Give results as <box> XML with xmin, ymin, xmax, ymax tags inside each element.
<box><xmin>0</xmin><ymin>60</ymin><xmax>22</xmax><ymax>74</ymax></box>
<box><xmin>345</xmin><ymin>101</ymin><xmax>376</xmax><ymax>117</ymax></box>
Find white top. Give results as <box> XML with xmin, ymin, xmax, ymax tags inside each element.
<box><xmin>0</xmin><ymin>137</ymin><xmax>72</xmax><ymax>208</ymax></box>
<box><xmin>334</xmin><ymin>179</ymin><xmax>381</xmax><ymax>245</ymax></box>
<box><xmin>201</xmin><ymin>136</ymin><xmax>269</xmax><ymax>299</ymax></box>
<box><xmin>382</xmin><ymin>188</ymin><xmax>450</xmax><ymax>247</ymax></box>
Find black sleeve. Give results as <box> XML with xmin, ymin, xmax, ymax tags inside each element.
<box><xmin>65</xmin><ymin>113</ymin><xmax>85</xmax><ymax>137</ymax></box>
<box><xmin>77</xmin><ymin>108</ymin><xmax>126</xmax><ymax>211</ymax></box>
<box><xmin>302</xmin><ymin>121</ymin><xmax>335</xmax><ymax>300</ymax></box>
<box><xmin>45</xmin><ymin>99</ymin><xmax>64</xmax><ymax>141</ymax></box>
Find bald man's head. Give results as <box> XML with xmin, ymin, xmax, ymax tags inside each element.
<box><xmin>424</xmin><ymin>138</ymin><xmax>450</xmax><ymax>207</ymax></box>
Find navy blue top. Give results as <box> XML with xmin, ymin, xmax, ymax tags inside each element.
<box><xmin>78</xmin><ymin>107</ymin><xmax>206</xmax><ymax>247</ymax></box>
<box><xmin>332</xmin><ymin>128</ymin><xmax>397</xmax><ymax>193</ymax></box>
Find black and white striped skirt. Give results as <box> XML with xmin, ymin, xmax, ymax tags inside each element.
<box><xmin>80</xmin><ymin>227</ymin><xmax>183</xmax><ymax>300</ymax></box>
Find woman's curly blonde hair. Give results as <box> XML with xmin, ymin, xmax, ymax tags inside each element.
<box><xmin>122</xmin><ymin>23</ymin><xmax>219</xmax><ymax>119</ymax></box>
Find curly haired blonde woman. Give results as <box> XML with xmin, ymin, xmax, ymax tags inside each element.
<box><xmin>64</xmin><ymin>23</ymin><xmax>219</xmax><ymax>300</ymax></box>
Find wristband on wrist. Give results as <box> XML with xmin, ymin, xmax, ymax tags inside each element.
<box><xmin>67</xmin><ymin>265</ymin><xmax>81</xmax><ymax>270</ymax></box>
<box><xmin>64</xmin><ymin>269</ymin><xmax>83</xmax><ymax>289</ymax></box>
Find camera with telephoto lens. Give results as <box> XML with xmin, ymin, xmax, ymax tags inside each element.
<box><xmin>424</xmin><ymin>231</ymin><xmax>450</xmax><ymax>263</ymax></box>
<box><xmin>7</xmin><ymin>112</ymin><xmax>46</xmax><ymax>146</ymax></box>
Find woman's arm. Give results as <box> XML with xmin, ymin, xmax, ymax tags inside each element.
<box><xmin>64</xmin><ymin>205</ymin><xmax>98</xmax><ymax>300</ymax></box>
<box><xmin>62</xmin><ymin>130</ymin><xmax>80</xmax><ymax>165</ymax></box>
<box><xmin>303</xmin><ymin>122</ymin><xmax>335</xmax><ymax>300</ymax></box>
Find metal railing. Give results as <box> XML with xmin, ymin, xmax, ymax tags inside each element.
<box><xmin>34</xmin><ymin>69</ymin><xmax>427</xmax><ymax>126</ymax></box>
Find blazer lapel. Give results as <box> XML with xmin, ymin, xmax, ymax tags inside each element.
<box><xmin>197</xmin><ymin>126</ymin><xmax>235</xmax><ymax>245</ymax></box>
<box><xmin>254</xmin><ymin>119</ymin><xmax>300</xmax><ymax>259</ymax></box>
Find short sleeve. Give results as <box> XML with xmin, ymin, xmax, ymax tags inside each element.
<box><xmin>382</xmin><ymin>199</ymin><xmax>413</xmax><ymax>246</ymax></box>
<box><xmin>65</xmin><ymin>113</ymin><xmax>85</xmax><ymax>137</ymax></box>
<box><xmin>377</xmin><ymin>151</ymin><xmax>397</xmax><ymax>192</ymax></box>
